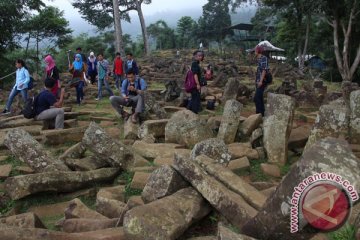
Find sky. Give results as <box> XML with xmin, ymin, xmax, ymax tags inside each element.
<box><xmin>47</xmin><ymin>0</ymin><xmax>209</xmax><ymax>35</ymax></box>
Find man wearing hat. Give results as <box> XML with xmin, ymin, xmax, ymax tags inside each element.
<box><xmin>87</xmin><ymin>52</ymin><xmax>98</xmax><ymax>85</ymax></box>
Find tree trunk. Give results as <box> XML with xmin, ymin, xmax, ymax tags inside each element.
<box><xmin>136</xmin><ymin>0</ymin><xmax>149</xmax><ymax>56</ymax></box>
<box><xmin>24</xmin><ymin>33</ymin><xmax>31</xmax><ymax>60</ymax></box>
<box><xmin>112</xmin><ymin>0</ymin><xmax>125</xmax><ymax>56</ymax></box>
<box><xmin>36</xmin><ymin>34</ymin><xmax>39</xmax><ymax>74</ymax></box>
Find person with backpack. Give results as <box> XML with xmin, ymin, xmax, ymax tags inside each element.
<box><xmin>34</xmin><ymin>77</ymin><xmax>64</xmax><ymax>129</ymax></box>
<box><xmin>44</xmin><ymin>55</ymin><xmax>64</xmax><ymax>107</ymax></box>
<box><xmin>96</xmin><ymin>53</ymin><xmax>114</xmax><ymax>100</ymax></box>
<box><xmin>124</xmin><ymin>53</ymin><xmax>139</xmax><ymax>75</ymax></box>
<box><xmin>113</xmin><ymin>52</ymin><xmax>124</xmax><ymax>91</ymax></box>
<box><xmin>254</xmin><ymin>45</ymin><xmax>269</xmax><ymax>116</ymax></box>
<box><xmin>187</xmin><ymin>50</ymin><xmax>203</xmax><ymax>114</ymax></box>
<box><xmin>69</xmin><ymin>53</ymin><xmax>87</xmax><ymax>105</ymax></box>
<box><xmin>87</xmin><ymin>52</ymin><xmax>98</xmax><ymax>85</ymax></box>
<box><xmin>2</xmin><ymin>59</ymin><xmax>30</xmax><ymax>114</ymax></box>
<box><xmin>110</xmin><ymin>69</ymin><xmax>147</xmax><ymax>123</ymax></box>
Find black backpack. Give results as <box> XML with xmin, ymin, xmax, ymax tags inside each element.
<box><xmin>22</xmin><ymin>95</ymin><xmax>38</xmax><ymax>119</ymax></box>
<box><xmin>264</xmin><ymin>71</ymin><xmax>273</xmax><ymax>85</ymax></box>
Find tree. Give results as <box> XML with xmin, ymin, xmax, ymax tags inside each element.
<box><xmin>177</xmin><ymin>16</ymin><xmax>197</xmax><ymax>49</ymax></box>
<box><xmin>147</xmin><ymin>20</ymin><xmax>176</xmax><ymax>50</ymax></box>
<box><xmin>198</xmin><ymin>0</ymin><xmax>232</xmax><ymax>50</ymax></box>
<box><xmin>322</xmin><ymin>0</ymin><xmax>360</xmax><ymax>85</ymax></box>
<box><xmin>25</xmin><ymin>6</ymin><xmax>72</xmax><ymax>73</ymax></box>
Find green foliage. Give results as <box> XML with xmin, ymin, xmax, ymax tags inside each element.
<box><xmin>147</xmin><ymin>20</ymin><xmax>176</xmax><ymax>50</ymax></box>
<box><xmin>117</xmin><ymin>171</ymin><xmax>142</xmax><ymax>200</ymax></box>
<box><xmin>250</xmin><ymin>158</ymin><xmax>269</xmax><ymax>182</ymax></box>
<box><xmin>328</xmin><ymin>224</ymin><xmax>356</xmax><ymax>240</ymax></box>
<box><xmin>198</xmin><ymin>0</ymin><xmax>233</xmax><ymax>45</ymax></box>
<box><xmin>42</xmin><ymin>214</ymin><xmax>64</xmax><ymax>230</ymax></box>
<box><xmin>176</xmin><ymin>16</ymin><xmax>198</xmax><ymax>49</ymax></box>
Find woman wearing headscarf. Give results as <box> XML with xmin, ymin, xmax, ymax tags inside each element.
<box><xmin>44</xmin><ymin>55</ymin><xmax>64</xmax><ymax>106</ymax></box>
<box><xmin>69</xmin><ymin>53</ymin><xmax>87</xmax><ymax>105</ymax></box>
<box><xmin>87</xmin><ymin>52</ymin><xmax>97</xmax><ymax>85</ymax></box>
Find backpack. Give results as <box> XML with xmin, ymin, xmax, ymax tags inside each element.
<box><xmin>205</xmin><ymin>69</ymin><xmax>212</xmax><ymax>80</ymax></box>
<box><xmin>22</xmin><ymin>95</ymin><xmax>38</xmax><ymax>119</ymax></box>
<box><xmin>28</xmin><ymin>76</ymin><xmax>34</xmax><ymax>90</ymax></box>
<box><xmin>264</xmin><ymin>71</ymin><xmax>273</xmax><ymax>85</ymax></box>
<box><xmin>184</xmin><ymin>70</ymin><xmax>196</xmax><ymax>93</ymax></box>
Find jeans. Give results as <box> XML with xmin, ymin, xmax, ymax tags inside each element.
<box><xmin>5</xmin><ymin>87</ymin><xmax>28</xmax><ymax>110</ymax></box>
<box><xmin>115</xmin><ymin>74</ymin><xmax>123</xmax><ymax>90</ymax></box>
<box><xmin>35</xmin><ymin>108</ymin><xmax>64</xmax><ymax>129</ymax></box>
<box><xmin>110</xmin><ymin>94</ymin><xmax>144</xmax><ymax>115</ymax></box>
<box><xmin>76</xmin><ymin>81</ymin><xmax>84</xmax><ymax>104</ymax></box>
<box><xmin>97</xmin><ymin>78</ymin><xmax>114</xmax><ymax>99</ymax></box>
<box><xmin>188</xmin><ymin>89</ymin><xmax>201</xmax><ymax>114</ymax></box>
<box><xmin>254</xmin><ymin>87</ymin><xmax>265</xmax><ymax>116</ymax></box>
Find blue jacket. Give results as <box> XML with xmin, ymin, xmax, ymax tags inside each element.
<box><xmin>121</xmin><ymin>77</ymin><xmax>147</xmax><ymax>97</ymax></box>
<box><xmin>14</xmin><ymin>67</ymin><xmax>30</xmax><ymax>90</ymax></box>
<box><xmin>124</xmin><ymin>59</ymin><xmax>139</xmax><ymax>75</ymax></box>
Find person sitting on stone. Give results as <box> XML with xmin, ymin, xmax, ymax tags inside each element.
<box><xmin>110</xmin><ymin>69</ymin><xmax>147</xmax><ymax>123</ymax></box>
<box><xmin>34</xmin><ymin>77</ymin><xmax>64</xmax><ymax>129</ymax></box>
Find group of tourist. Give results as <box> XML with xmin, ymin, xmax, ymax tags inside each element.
<box><xmin>1</xmin><ymin>45</ymin><xmax>269</xmax><ymax>130</ymax></box>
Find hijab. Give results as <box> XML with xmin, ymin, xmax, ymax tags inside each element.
<box><xmin>45</xmin><ymin>55</ymin><xmax>55</xmax><ymax>75</ymax></box>
<box><xmin>73</xmin><ymin>53</ymin><xmax>83</xmax><ymax>71</ymax></box>
<box><xmin>88</xmin><ymin>52</ymin><xmax>96</xmax><ymax>70</ymax></box>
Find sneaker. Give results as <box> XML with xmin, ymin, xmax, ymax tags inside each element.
<box><xmin>95</xmin><ymin>98</ymin><xmax>100</xmax><ymax>101</ymax></box>
<box><xmin>1</xmin><ymin>109</ymin><xmax>9</xmax><ymax>114</ymax></box>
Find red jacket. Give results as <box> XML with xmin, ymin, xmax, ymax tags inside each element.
<box><xmin>113</xmin><ymin>58</ymin><xmax>124</xmax><ymax>75</ymax></box>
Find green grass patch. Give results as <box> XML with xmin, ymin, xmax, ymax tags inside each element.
<box><xmin>328</xmin><ymin>224</ymin><xmax>356</xmax><ymax>240</ymax></box>
<box><xmin>42</xmin><ymin>214</ymin><xmax>64</xmax><ymax>231</ymax></box>
<box><xmin>250</xmin><ymin>158</ymin><xmax>269</xmax><ymax>182</ymax></box>
<box><xmin>1</xmin><ymin>155</ymin><xmax>24</xmax><ymax>178</ymax></box>
<box><xmin>0</xmin><ymin>198</ymin><xmax>15</xmax><ymax>215</ymax></box>
<box><xmin>117</xmin><ymin>171</ymin><xmax>143</xmax><ymax>200</ymax></box>
<box><xmin>79</xmin><ymin>195</ymin><xmax>96</xmax><ymax>210</ymax></box>
<box><xmin>148</xmin><ymin>82</ymin><xmax>165</xmax><ymax>90</ymax></box>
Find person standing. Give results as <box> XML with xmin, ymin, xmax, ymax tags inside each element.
<box><xmin>188</xmin><ymin>50</ymin><xmax>204</xmax><ymax>114</ymax></box>
<box><xmin>2</xmin><ymin>59</ymin><xmax>30</xmax><ymax>114</ymax></box>
<box><xmin>87</xmin><ymin>52</ymin><xmax>98</xmax><ymax>85</ymax></box>
<box><xmin>75</xmin><ymin>47</ymin><xmax>86</xmax><ymax>62</ymax></box>
<box><xmin>110</xmin><ymin>69</ymin><xmax>147</xmax><ymax>123</ymax></box>
<box><xmin>113</xmin><ymin>52</ymin><xmax>124</xmax><ymax>91</ymax></box>
<box><xmin>69</xmin><ymin>53</ymin><xmax>87</xmax><ymax>105</ymax></box>
<box><xmin>35</xmin><ymin>77</ymin><xmax>64</xmax><ymax>129</ymax></box>
<box><xmin>44</xmin><ymin>55</ymin><xmax>64</xmax><ymax>107</ymax></box>
<box><xmin>254</xmin><ymin>45</ymin><xmax>269</xmax><ymax>116</ymax></box>
<box><xmin>124</xmin><ymin>53</ymin><xmax>139</xmax><ymax>75</ymax></box>
<box><xmin>96</xmin><ymin>53</ymin><xmax>114</xmax><ymax>100</ymax></box>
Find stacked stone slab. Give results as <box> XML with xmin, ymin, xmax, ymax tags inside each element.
<box><xmin>217</xmin><ymin>100</ymin><xmax>243</xmax><ymax>144</ymax></box>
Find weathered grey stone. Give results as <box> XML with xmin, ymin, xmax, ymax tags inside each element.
<box><xmin>0</xmin><ymin>213</ymin><xmax>45</xmax><ymax>229</ymax></box>
<box><xmin>41</xmin><ymin>127</ymin><xmax>87</xmax><ymax>145</ymax></box>
<box><xmin>250</xmin><ymin>128</ymin><xmax>263</xmax><ymax>145</ymax></box>
<box><xmin>130</xmin><ymin>172</ymin><xmax>151</xmax><ymax>190</ymax></box>
<box><xmin>227</xmin><ymin>157</ymin><xmax>250</xmax><ymax>171</ymax></box>
<box><xmin>61</xmin><ymin>218</ymin><xmax>119</xmax><ymax>233</ymax></box>
<box><xmin>238</xmin><ymin>114</ymin><xmax>263</xmax><ymax>137</ymax></box>
<box><xmin>0</xmin><ymin>227</ymin><xmax>126</xmax><ymax>240</ymax></box>
<box><xmin>222</xmin><ymin>78</ymin><xmax>241</xmax><ymax>102</ymax></box>
<box><xmin>194</xmin><ymin>155</ymin><xmax>266</xmax><ymax>210</ymax></box>
<box><xmin>59</xmin><ymin>142</ymin><xmax>87</xmax><ymax>161</ymax></box>
<box><xmin>123</xmin><ymin>187</ymin><xmax>211</xmax><ymax>240</ymax></box>
<box><xmin>350</xmin><ymin>90</ymin><xmax>360</xmax><ymax>143</ymax></box>
<box><xmin>65</xmin><ymin>198</ymin><xmax>108</xmax><ymax>220</ymax></box>
<box><xmin>96</xmin><ymin>186</ymin><xmax>127</xmax><ymax>219</ymax></box>
<box><xmin>260</xmin><ymin>163</ymin><xmax>281</xmax><ymax>177</ymax></box>
<box><xmin>4</xmin><ymin>128</ymin><xmax>70</xmax><ymax>172</ymax></box>
<box><xmin>288</xmin><ymin>125</ymin><xmax>311</xmax><ymax>149</ymax></box>
<box><xmin>5</xmin><ymin>168</ymin><xmax>119</xmax><ymax>200</ymax></box>
<box><xmin>187</xmin><ymin>237</ymin><xmax>217</xmax><ymax>240</ymax></box>
<box><xmin>82</xmin><ymin>122</ymin><xmax>134</xmax><ymax>170</ymax></box>
<box><xmin>174</xmin><ymin>154</ymin><xmax>257</xmax><ymax>229</ymax></box>
<box><xmin>64</xmin><ymin>156</ymin><xmax>109</xmax><ymax>171</ymax></box>
<box><xmin>144</xmin><ymin>91</ymin><xmax>168</xmax><ymax>119</ymax></box>
<box><xmin>126</xmin><ymin>196</ymin><xmax>144</xmax><ymax>210</ymax></box>
<box><xmin>218</xmin><ymin>225</ymin><xmax>258</xmax><ymax>240</ymax></box>
<box><xmin>191</xmin><ymin>138</ymin><xmax>231</xmax><ymax>164</ymax></box>
<box><xmin>124</xmin><ymin>118</ymin><xmax>139</xmax><ymax>140</ymax></box>
<box><xmin>217</xmin><ymin>100</ymin><xmax>243</xmax><ymax>144</ymax></box>
<box><xmin>138</xmin><ymin>119</ymin><xmax>169</xmax><ymax>139</ymax></box>
<box><xmin>165</xmin><ymin>110</ymin><xmax>213</xmax><ymax>148</ymax></box>
<box><xmin>28</xmin><ymin>201</ymin><xmax>70</xmax><ymax>218</ymax></box>
<box><xmin>242</xmin><ymin>138</ymin><xmax>360</xmax><ymax>240</ymax></box>
<box><xmin>263</xmin><ymin>93</ymin><xmax>295</xmax><ymax>165</ymax></box>
<box><xmin>305</xmin><ymin>104</ymin><xmax>350</xmax><ymax>152</ymax></box>
<box><xmin>132</xmin><ymin>141</ymin><xmax>183</xmax><ymax>159</ymax></box>
<box><xmin>228</xmin><ymin>143</ymin><xmax>259</xmax><ymax>160</ymax></box>
<box><xmin>142</xmin><ymin>165</ymin><xmax>189</xmax><ymax>203</ymax></box>
<box><xmin>0</xmin><ymin>164</ymin><xmax>12</xmax><ymax>179</ymax></box>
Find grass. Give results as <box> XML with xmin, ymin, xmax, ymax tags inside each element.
<box><xmin>148</xmin><ymin>82</ymin><xmax>165</xmax><ymax>90</ymax></box>
<box><xmin>0</xmin><ymin>155</ymin><xmax>24</xmax><ymax>179</ymax></box>
<box><xmin>280</xmin><ymin>153</ymin><xmax>301</xmax><ymax>176</ymax></box>
<box><xmin>42</xmin><ymin>214</ymin><xmax>64</xmax><ymax>231</ymax></box>
<box><xmin>250</xmin><ymin>158</ymin><xmax>269</xmax><ymax>182</ymax></box>
<box><xmin>328</xmin><ymin>224</ymin><xmax>356</xmax><ymax>240</ymax></box>
<box><xmin>116</xmin><ymin>171</ymin><xmax>143</xmax><ymax>201</ymax></box>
